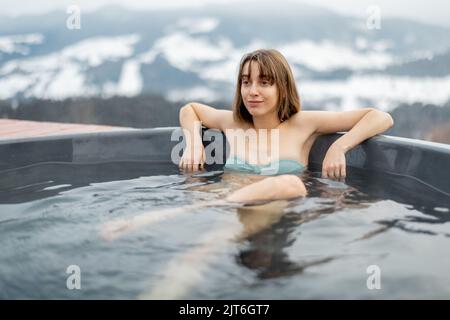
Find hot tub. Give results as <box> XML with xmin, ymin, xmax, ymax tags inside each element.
<box><xmin>0</xmin><ymin>128</ymin><xmax>449</xmax><ymax>299</ymax></box>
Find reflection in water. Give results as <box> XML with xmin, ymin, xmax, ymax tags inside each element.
<box><xmin>2</xmin><ymin>161</ymin><xmax>450</xmax><ymax>299</ymax></box>
<box><xmin>232</xmin><ymin>171</ymin><xmax>376</xmax><ymax>280</ymax></box>
<box><xmin>345</xmin><ymin>168</ymin><xmax>450</xmax><ymax>239</ymax></box>
<box><xmin>139</xmin><ymin>169</ymin><xmax>381</xmax><ymax>298</ymax></box>
<box><xmin>236</xmin><ymin>207</ymin><xmax>336</xmax><ymax>279</ymax></box>
<box><xmin>0</xmin><ymin>161</ymin><xmax>180</xmax><ymax>204</ymax></box>
<box><xmin>142</xmin><ymin>167</ymin><xmax>450</xmax><ymax>298</ymax></box>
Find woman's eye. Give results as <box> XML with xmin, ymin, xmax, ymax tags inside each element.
<box><xmin>242</xmin><ymin>81</ymin><xmax>249</xmax><ymax>85</ymax></box>
<box><xmin>262</xmin><ymin>81</ymin><xmax>269</xmax><ymax>85</ymax></box>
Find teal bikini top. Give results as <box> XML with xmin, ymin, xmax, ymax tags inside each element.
<box><xmin>224</xmin><ymin>156</ymin><xmax>305</xmax><ymax>176</ymax></box>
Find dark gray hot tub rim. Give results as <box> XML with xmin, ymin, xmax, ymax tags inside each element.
<box><xmin>0</xmin><ymin>127</ymin><xmax>449</xmax><ymax>195</ymax></box>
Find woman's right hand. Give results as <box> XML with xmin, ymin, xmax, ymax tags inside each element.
<box><xmin>179</xmin><ymin>144</ymin><xmax>206</xmax><ymax>172</ymax></box>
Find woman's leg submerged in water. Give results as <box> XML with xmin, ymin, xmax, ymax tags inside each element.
<box><xmin>100</xmin><ymin>174</ymin><xmax>307</xmax><ymax>241</ymax></box>
<box><xmin>225</xmin><ymin>174</ymin><xmax>307</xmax><ymax>203</ymax></box>
<box><xmin>138</xmin><ymin>176</ymin><xmax>306</xmax><ymax>299</ymax></box>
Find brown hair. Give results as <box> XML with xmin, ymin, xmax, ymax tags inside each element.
<box><xmin>232</xmin><ymin>49</ymin><xmax>301</xmax><ymax>124</ymax></box>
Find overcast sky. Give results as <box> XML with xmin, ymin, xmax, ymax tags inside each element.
<box><xmin>1</xmin><ymin>0</ymin><xmax>450</xmax><ymax>27</ymax></box>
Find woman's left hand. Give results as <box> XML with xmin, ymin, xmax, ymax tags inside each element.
<box><xmin>322</xmin><ymin>143</ymin><xmax>347</xmax><ymax>180</ymax></box>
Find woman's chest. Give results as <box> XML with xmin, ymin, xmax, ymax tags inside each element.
<box><xmin>224</xmin><ymin>126</ymin><xmax>312</xmax><ymax>165</ymax></box>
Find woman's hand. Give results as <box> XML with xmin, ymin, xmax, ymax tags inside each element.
<box><xmin>322</xmin><ymin>143</ymin><xmax>347</xmax><ymax>180</ymax></box>
<box><xmin>179</xmin><ymin>144</ymin><xmax>206</xmax><ymax>172</ymax></box>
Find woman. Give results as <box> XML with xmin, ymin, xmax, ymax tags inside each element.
<box><xmin>179</xmin><ymin>49</ymin><xmax>394</xmax><ymax>203</ymax></box>
<box><xmin>100</xmin><ymin>49</ymin><xmax>393</xmax><ymax>240</ymax></box>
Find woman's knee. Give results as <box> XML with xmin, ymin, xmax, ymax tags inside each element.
<box><xmin>276</xmin><ymin>174</ymin><xmax>307</xmax><ymax>197</ymax></box>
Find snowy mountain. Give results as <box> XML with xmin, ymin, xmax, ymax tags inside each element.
<box><xmin>1</xmin><ymin>2</ymin><xmax>450</xmax><ymax>111</ymax></box>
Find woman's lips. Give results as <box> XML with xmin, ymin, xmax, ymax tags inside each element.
<box><xmin>247</xmin><ymin>101</ymin><xmax>263</xmax><ymax>107</ymax></box>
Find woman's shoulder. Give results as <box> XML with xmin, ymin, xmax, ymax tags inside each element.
<box><xmin>286</xmin><ymin>110</ymin><xmax>319</xmax><ymax>129</ymax></box>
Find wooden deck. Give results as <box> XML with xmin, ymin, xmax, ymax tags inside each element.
<box><xmin>0</xmin><ymin>119</ymin><xmax>134</xmax><ymax>141</ymax></box>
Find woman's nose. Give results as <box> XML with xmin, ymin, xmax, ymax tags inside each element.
<box><xmin>249</xmin><ymin>83</ymin><xmax>259</xmax><ymax>95</ymax></box>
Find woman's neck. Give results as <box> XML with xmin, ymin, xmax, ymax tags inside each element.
<box><xmin>252</xmin><ymin>113</ymin><xmax>281</xmax><ymax>131</ymax></box>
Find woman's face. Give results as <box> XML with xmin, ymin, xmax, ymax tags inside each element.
<box><xmin>241</xmin><ymin>61</ymin><xmax>278</xmax><ymax>118</ymax></box>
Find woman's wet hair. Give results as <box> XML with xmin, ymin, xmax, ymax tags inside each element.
<box><xmin>232</xmin><ymin>49</ymin><xmax>301</xmax><ymax>124</ymax></box>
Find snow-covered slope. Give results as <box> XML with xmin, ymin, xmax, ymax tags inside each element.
<box><xmin>1</xmin><ymin>3</ymin><xmax>450</xmax><ymax>111</ymax></box>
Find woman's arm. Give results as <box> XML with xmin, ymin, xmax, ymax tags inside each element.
<box><xmin>301</xmin><ymin>108</ymin><xmax>393</xmax><ymax>150</ymax></box>
<box><xmin>298</xmin><ymin>108</ymin><xmax>394</xmax><ymax>179</ymax></box>
<box><xmin>321</xmin><ymin>108</ymin><xmax>394</xmax><ymax>154</ymax></box>
<box><xmin>179</xmin><ymin>102</ymin><xmax>233</xmax><ymax>171</ymax></box>
<box><xmin>180</xmin><ymin>102</ymin><xmax>233</xmax><ymax>132</ymax></box>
